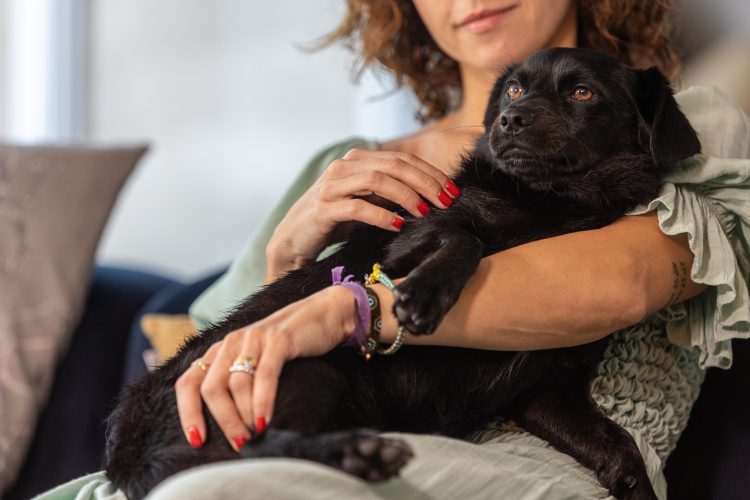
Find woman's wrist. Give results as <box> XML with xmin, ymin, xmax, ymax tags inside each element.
<box><xmin>329</xmin><ymin>275</ymin><xmax>405</xmax><ymax>354</ymax></box>
<box><xmin>264</xmin><ymin>235</ymin><xmax>298</xmax><ymax>284</ymax></box>
<box><xmin>367</xmin><ymin>283</ymin><xmax>400</xmax><ymax>343</ymax></box>
<box><xmin>265</xmin><ymin>232</ymin><xmax>326</xmax><ymax>285</ymax></box>
<box><xmin>325</xmin><ymin>284</ymin><xmax>360</xmax><ymax>345</ymax></box>
<box><xmin>264</xmin><ymin>237</ymin><xmax>283</xmax><ymax>283</ymax></box>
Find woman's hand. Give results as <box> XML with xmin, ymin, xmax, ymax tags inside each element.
<box><xmin>264</xmin><ymin>149</ymin><xmax>460</xmax><ymax>283</ymax></box>
<box><xmin>174</xmin><ymin>285</ymin><xmax>358</xmax><ymax>451</ymax></box>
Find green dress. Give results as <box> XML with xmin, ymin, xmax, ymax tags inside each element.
<box><xmin>36</xmin><ymin>86</ymin><xmax>750</xmax><ymax>500</ymax></box>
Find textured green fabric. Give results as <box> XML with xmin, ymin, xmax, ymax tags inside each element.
<box><xmin>36</xmin><ymin>86</ymin><xmax>750</xmax><ymax>500</ymax></box>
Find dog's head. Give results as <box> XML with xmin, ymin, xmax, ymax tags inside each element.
<box><xmin>480</xmin><ymin>48</ymin><xmax>700</xmax><ymax>193</ymax></box>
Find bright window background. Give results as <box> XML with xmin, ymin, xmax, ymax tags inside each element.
<box><xmin>87</xmin><ymin>0</ymin><xmax>421</xmax><ymax>279</ymax></box>
<box><xmin>3</xmin><ymin>0</ymin><xmax>87</xmax><ymax>141</ymax></box>
<box><xmin>1</xmin><ymin>0</ymin><xmax>421</xmax><ymax>279</ymax></box>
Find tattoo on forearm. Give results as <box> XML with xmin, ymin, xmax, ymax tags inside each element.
<box><xmin>667</xmin><ymin>260</ymin><xmax>688</xmax><ymax>305</ymax></box>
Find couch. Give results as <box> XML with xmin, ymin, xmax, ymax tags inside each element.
<box><xmin>3</xmin><ymin>266</ymin><xmax>225</xmax><ymax>499</ymax></box>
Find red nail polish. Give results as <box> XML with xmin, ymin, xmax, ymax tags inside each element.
<box><xmin>256</xmin><ymin>416</ymin><xmax>267</xmax><ymax>433</ymax></box>
<box><xmin>417</xmin><ymin>199</ymin><xmax>430</xmax><ymax>216</ymax></box>
<box><xmin>187</xmin><ymin>427</ymin><xmax>203</xmax><ymax>448</ymax></box>
<box><xmin>233</xmin><ymin>435</ymin><xmax>247</xmax><ymax>450</ymax></box>
<box><xmin>445</xmin><ymin>180</ymin><xmax>461</xmax><ymax>197</ymax></box>
<box><xmin>391</xmin><ymin>216</ymin><xmax>404</xmax><ymax>230</ymax></box>
<box><xmin>437</xmin><ymin>190</ymin><xmax>453</xmax><ymax>207</ymax></box>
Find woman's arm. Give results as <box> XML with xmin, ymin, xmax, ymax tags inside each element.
<box><xmin>176</xmin><ymin>212</ymin><xmax>707</xmax><ymax>447</ymax></box>
<box><xmin>373</xmin><ymin>212</ymin><xmax>707</xmax><ymax>350</ymax></box>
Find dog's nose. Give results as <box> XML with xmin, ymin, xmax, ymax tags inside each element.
<box><xmin>499</xmin><ymin>109</ymin><xmax>535</xmax><ymax>134</ymax></box>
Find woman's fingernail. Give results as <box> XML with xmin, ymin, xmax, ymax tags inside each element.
<box><xmin>256</xmin><ymin>417</ymin><xmax>267</xmax><ymax>433</ymax></box>
<box><xmin>417</xmin><ymin>199</ymin><xmax>430</xmax><ymax>216</ymax></box>
<box><xmin>391</xmin><ymin>216</ymin><xmax>404</xmax><ymax>230</ymax></box>
<box><xmin>445</xmin><ymin>180</ymin><xmax>461</xmax><ymax>197</ymax></box>
<box><xmin>187</xmin><ymin>427</ymin><xmax>203</xmax><ymax>448</ymax></box>
<box><xmin>437</xmin><ymin>190</ymin><xmax>453</xmax><ymax>207</ymax></box>
<box><xmin>233</xmin><ymin>435</ymin><xmax>247</xmax><ymax>450</ymax></box>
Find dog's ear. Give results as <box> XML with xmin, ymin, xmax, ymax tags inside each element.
<box><xmin>633</xmin><ymin>67</ymin><xmax>701</xmax><ymax>164</ymax></box>
<box><xmin>484</xmin><ymin>64</ymin><xmax>519</xmax><ymax>129</ymax></box>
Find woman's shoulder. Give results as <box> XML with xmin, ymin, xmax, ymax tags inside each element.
<box><xmin>675</xmin><ymin>86</ymin><xmax>750</xmax><ymax>160</ymax></box>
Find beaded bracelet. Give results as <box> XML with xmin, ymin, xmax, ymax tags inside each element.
<box><xmin>363</xmin><ymin>287</ymin><xmax>382</xmax><ymax>361</ymax></box>
<box><xmin>365</xmin><ymin>263</ymin><xmax>407</xmax><ymax>356</ymax></box>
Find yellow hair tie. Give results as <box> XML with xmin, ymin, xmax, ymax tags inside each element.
<box><xmin>365</xmin><ymin>263</ymin><xmax>395</xmax><ymax>290</ymax></box>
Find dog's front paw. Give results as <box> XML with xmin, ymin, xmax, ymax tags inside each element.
<box><xmin>392</xmin><ymin>274</ymin><xmax>460</xmax><ymax>334</ymax></box>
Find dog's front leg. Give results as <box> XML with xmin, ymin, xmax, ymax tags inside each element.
<box><xmin>383</xmin><ymin>225</ymin><xmax>483</xmax><ymax>334</ymax></box>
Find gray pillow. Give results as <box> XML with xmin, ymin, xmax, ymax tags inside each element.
<box><xmin>0</xmin><ymin>144</ymin><xmax>147</xmax><ymax>494</ymax></box>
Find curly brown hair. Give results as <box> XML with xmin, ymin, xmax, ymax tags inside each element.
<box><xmin>323</xmin><ymin>0</ymin><xmax>680</xmax><ymax>122</ymax></box>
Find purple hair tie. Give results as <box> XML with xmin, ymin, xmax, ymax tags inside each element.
<box><xmin>331</xmin><ymin>266</ymin><xmax>371</xmax><ymax>349</ymax></box>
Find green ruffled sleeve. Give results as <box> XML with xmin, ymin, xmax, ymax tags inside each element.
<box><xmin>628</xmin><ymin>86</ymin><xmax>750</xmax><ymax>368</ymax></box>
<box><xmin>189</xmin><ymin>137</ymin><xmax>379</xmax><ymax>330</ymax></box>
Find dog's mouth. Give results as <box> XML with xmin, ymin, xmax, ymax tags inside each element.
<box><xmin>499</xmin><ymin>147</ymin><xmax>581</xmax><ymax>172</ymax></box>
<box><xmin>491</xmin><ymin>145</ymin><xmax>595</xmax><ymax>193</ymax></box>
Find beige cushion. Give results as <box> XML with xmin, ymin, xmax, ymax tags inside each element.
<box><xmin>0</xmin><ymin>144</ymin><xmax>146</xmax><ymax>494</ymax></box>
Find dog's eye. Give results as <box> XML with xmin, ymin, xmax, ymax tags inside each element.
<box><xmin>572</xmin><ymin>86</ymin><xmax>593</xmax><ymax>102</ymax></box>
<box><xmin>506</xmin><ymin>83</ymin><xmax>524</xmax><ymax>100</ymax></box>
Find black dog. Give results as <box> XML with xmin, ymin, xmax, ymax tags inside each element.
<box><xmin>105</xmin><ymin>48</ymin><xmax>700</xmax><ymax>500</ymax></box>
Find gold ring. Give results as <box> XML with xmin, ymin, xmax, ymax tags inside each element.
<box><xmin>232</xmin><ymin>355</ymin><xmax>256</xmax><ymax>368</ymax></box>
<box><xmin>229</xmin><ymin>355</ymin><xmax>256</xmax><ymax>375</ymax></box>
<box><xmin>191</xmin><ymin>360</ymin><xmax>210</xmax><ymax>371</ymax></box>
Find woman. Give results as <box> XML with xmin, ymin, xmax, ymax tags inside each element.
<box><xmin>181</xmin><ymin>0</ymin><xmax>703</xmax><ymax>448</ymax></box>
<box><xmin>38</xmin><ymin>1</ymin><xmax>750</xmax><ymax>499</ymax></box>
<box><xmin>184</xmin><ymin>0</ymin><xmax>702</xmax><ymax>447</ymax></box>
<box><xmin>171</xmin><ymin>0</ymin><xmax>750</xmax><ymax>498</ymax></box>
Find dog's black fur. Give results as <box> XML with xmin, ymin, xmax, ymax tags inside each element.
<box><xmin>105</xmin><ymin>48</ymin><xmax>700</xmax><ymax>500</ymax></box>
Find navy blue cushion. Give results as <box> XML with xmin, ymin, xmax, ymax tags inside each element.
<box><xmin>122</xmin><ymin>269</ymin><xmax>225</xmax><ymax>384</ymax></box>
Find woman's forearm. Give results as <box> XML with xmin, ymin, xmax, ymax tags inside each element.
<box><xmin>374</xmin><ymin>213</ymin><xmax>707</xmax><ymax>351</ymax></box>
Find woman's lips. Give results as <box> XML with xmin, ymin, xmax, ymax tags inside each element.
<box><xmin>457</xmin><ymin>6</ymin><xmax>516</xmax><ymax>34</ymax></box>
